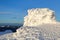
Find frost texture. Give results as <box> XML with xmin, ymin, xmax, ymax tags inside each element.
<box><xmin>24</xmin><ymin>8</ymin><xmax>56</xmax><ymax>26</ymax></box>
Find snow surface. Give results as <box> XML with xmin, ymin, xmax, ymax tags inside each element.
<box><xmin>0</xmin><ymin>24</ymin><xmax>60</xmax><ymax>40</ymax></box>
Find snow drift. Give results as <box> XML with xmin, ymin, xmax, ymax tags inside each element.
<box><xmin>0</xmin><ymin>8</ymin><xmax>60</xmax><ymax>40</ymax></box>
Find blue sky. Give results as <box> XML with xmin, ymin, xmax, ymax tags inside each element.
<box><xmin>0</xmin><ymin>0</ymin><xmax>60</xmax><ymax>23</ymax></box>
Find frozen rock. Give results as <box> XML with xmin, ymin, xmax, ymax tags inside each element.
<box><xmin>24</xmin><ymin>8</ymin><xmax>56</xmax><ymax>26</ymax></box>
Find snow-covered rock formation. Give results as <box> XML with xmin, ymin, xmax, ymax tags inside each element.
<box><xmin>24</xmin><ymin>8</ymin><xmax>56</xmax><ymax>26</ymax></box>
<box><xmin>0</xmin><ymin>8</ymin><xmax>60</xmax><ymax>40</ymax></box>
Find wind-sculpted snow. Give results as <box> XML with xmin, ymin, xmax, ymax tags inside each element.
<box><xmin>24</xmin><ymin>8</ymin><xmax>56</xmax><ymax>26</ymax></box>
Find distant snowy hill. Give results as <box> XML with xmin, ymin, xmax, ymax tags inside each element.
<box><xmin>0</xmin><ymin>30</ymin><xmax>12</xmax><ymax>35</ymax></box>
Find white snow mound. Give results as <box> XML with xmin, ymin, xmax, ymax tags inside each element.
<box><xmin>24</xmin><ymin>8</ymin><xmax>57</xmax><ymax>26</ymax></box>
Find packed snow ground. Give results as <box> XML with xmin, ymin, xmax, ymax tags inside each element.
<box><xmin>0</xmin><ymin>24</ymin><xmax>60</xmax><ymax>40</ymax></box>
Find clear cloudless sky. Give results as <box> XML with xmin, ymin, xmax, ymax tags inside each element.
<box><xmin>0</xmin><ymin>0</ymin><xmax>60</xmax><ymax>23</ymax></box>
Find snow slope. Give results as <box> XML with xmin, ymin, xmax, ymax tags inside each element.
<box><xmin>0</xmin><ymin>24</ymin><xmax>60</xmax><ymax>40</ymax></box>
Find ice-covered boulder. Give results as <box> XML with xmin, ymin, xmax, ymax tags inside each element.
<box><xmin>24</xmin><ymin>8</ymin><xmax>56</xmax><ymax>26</ymax></box>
